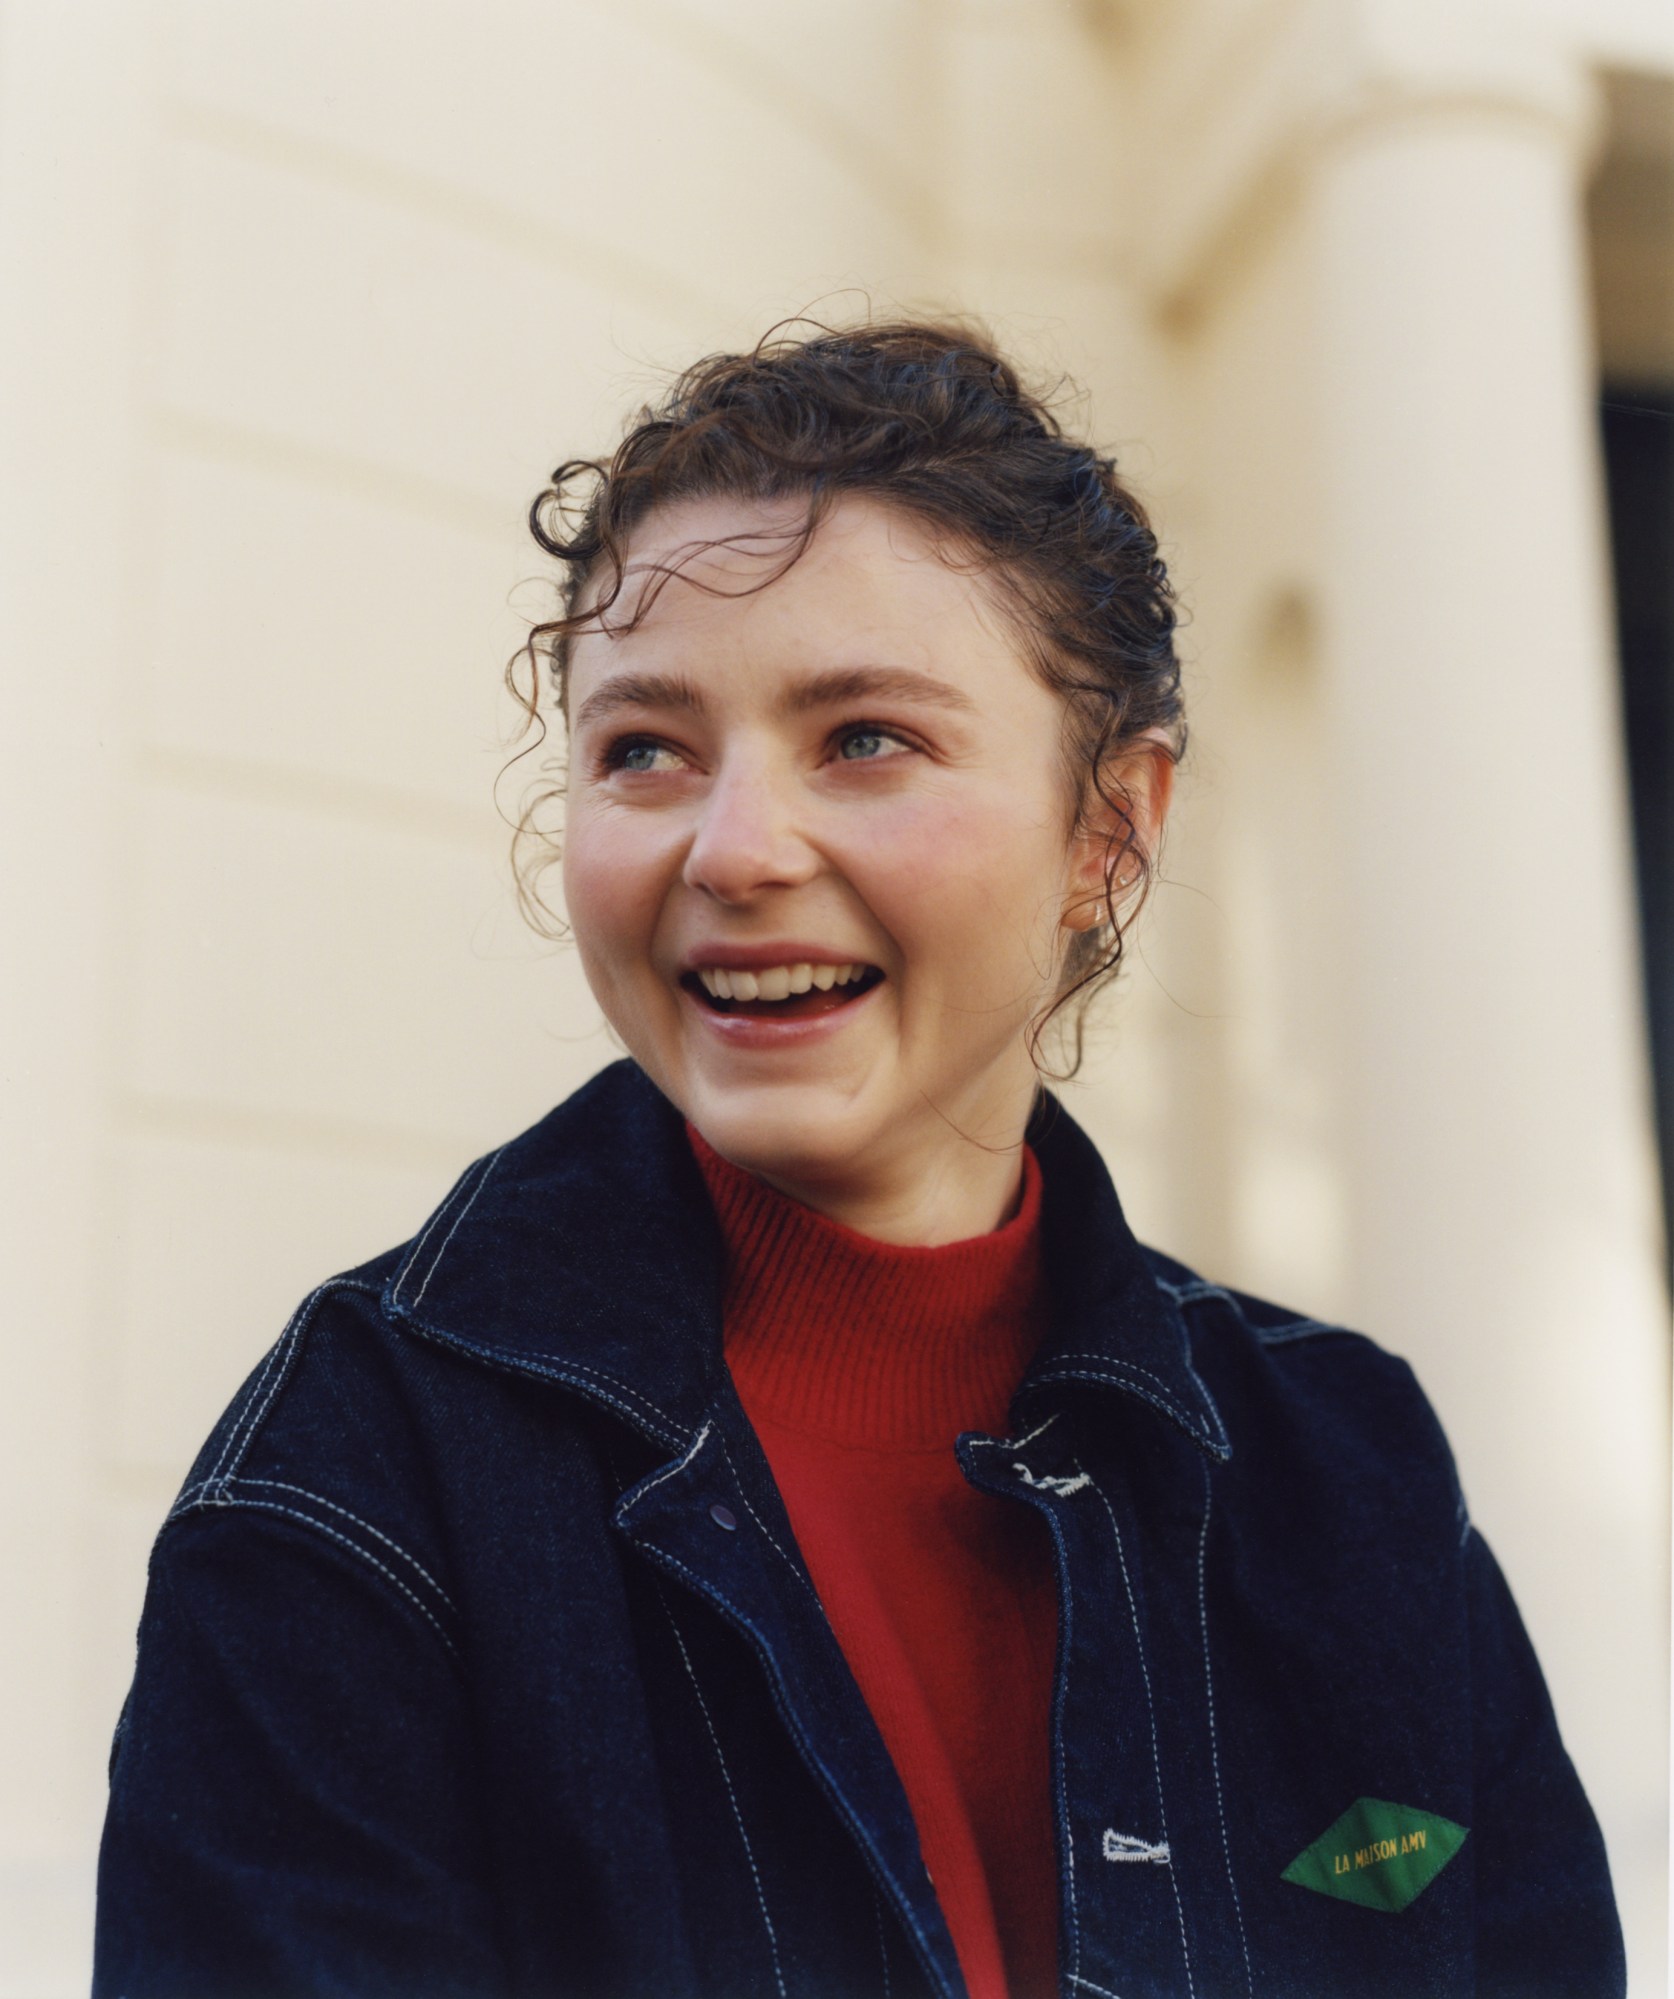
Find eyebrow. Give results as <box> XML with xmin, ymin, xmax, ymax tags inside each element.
<box><xmin>572</xmin><ymin>673</ymin><xmax>703</xmax><ymax>731</ymax></box>
<box><xmin>786</xmin><ymin>666</ymin><xmax>977</xmax><ymax>717</ymax></box>
<box><xmin>572</xmin><ymin>664</ymin><xmax>977</xmax><ymax>731</ymax></box>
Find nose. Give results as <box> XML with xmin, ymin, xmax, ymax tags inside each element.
<box><xmin>682</xmin><ymin>756</ymin><xmax>819</xmax><ymax>906</ymax></box>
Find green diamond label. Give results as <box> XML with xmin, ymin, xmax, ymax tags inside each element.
<box><xmin>1282</xmin><ymin>1798</ymin><xmax>1468</xmax><ymax>1913</ymax></box>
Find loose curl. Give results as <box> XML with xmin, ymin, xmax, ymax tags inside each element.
<box><xmin>505</xmin><ymin>316</ymin><xmax>1184</xmax><ymax>1077</ymax></box>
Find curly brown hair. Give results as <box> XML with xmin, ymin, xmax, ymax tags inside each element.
<box><xmin>506</xmin><ymin>316</ymin><xmax>1184</xmax><ymax>1075</ymax></box>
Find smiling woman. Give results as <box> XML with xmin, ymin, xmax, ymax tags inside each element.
<box><xmin>556</xmin><ymin>490</ymin><xmax>1169</xmax><ymax>1243</ymax></box>
<box><xmin>94</xmin><ymin>322</ymin><xmax>1623</xmax><ymax>1999</ymax></box>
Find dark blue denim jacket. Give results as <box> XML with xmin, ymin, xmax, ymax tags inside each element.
<box><xmin>95</xmin><ymin>1060</ymin><xmax>1624</xmax><ymax>1999</ymax></box>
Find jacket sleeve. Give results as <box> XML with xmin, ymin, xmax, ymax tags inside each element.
<box><xmin>1465</xmin><ymin>1525</ymin><xmax>1626</xmax><ymax>1997</ymax></box>
<box><xmin>94</xmin><ymin>1502</ymin><xmax>509</xmax><ymax>1999</ymax></box>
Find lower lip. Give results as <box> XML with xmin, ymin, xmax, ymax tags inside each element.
<box><xmin>679</xmin><ymin>978</ymin><xmax>883</xmax><ymax>1051</ymax></box>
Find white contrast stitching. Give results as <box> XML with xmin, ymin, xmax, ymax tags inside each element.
<box><xmin>1182</xmin><ymin>1355</ymin><xmax>1232</xmax><ymax>1454</ymax></box>
<box><xmin>182</xmin><ymin>1496</ymin><xmax>460</xmax><ymax>1660</ymax></box>
<box><xmin>545</xmin><ymin>1368</ymin><xmax>687</xmax><ymax>1448</ymax></box>
<box><xmin>1069</xmin><ymin>1976</ymin><xmax>1127</xmax><ymax>1999</ymax></box>
<box><xmin>1197</xmin><ymin>1465</ymin><xmax>1253</xmax><ymax>1997</ymax></box>
<box><xmin>209</xmin><ymin>1283</ymin><xmax>339</xmax><ymax>1495</ymax></box>
<box><xmin>622</xmin><ymin>1421</ymin><xmax>713</xmax><ymax>1512</ymax></box>
<box><xmin>657</xmin><ymin>1584</ymin><xmax>787</xmax><ymax>1999</ymax></box>
<box><xmin>1010</xmin><ymin>1411</ymin><xmax>1061</xmax><ymax>1451</ymax></box>
<box><xmin>1013</xmin><ymin>1465</ymin><xmax>1091</xmax><ymax>1495</ymax></box>
<box><xmin>640</xmin><ymin>1544</ymin><xmax>956</xmax><ymax>1997</ymax></box>
<box><xmin>1039</xmin><ymin>1371</ymin><xmax>1211</xmax><ymax>1448</ymax></box>
<box><xmin>392</xmin><ymin>1156</ymin><xmax>486</xmax><ymax>1305</ymax></box>
<box><xmin>202</xmin><ymin>1481</ymin><xmax>457</xmax><ymax>1617</ymax></box>
<box><xmin>1084</xmin><ymin>1463</ymin><xmax>1196</xmax><ymax>1999</ymax></box>
<box><xmin>872</xmin><ymin>1882</ymin><xmax>893</xmax><ymax>1999</ymax></box>
<box><xmin>206</xmin><ymin>1289</ymin><xmax>312</xmax><ymax>1489</ymax></box>
<box><xmin>411</xmin><ymin>1151</ymin><xmax>501</xmax><ymax>1309</ymax></box>
<box><xmin>195</xmin><ymin>1277</ymin><xmax>372</xmax><ymax>1501</ymax></box>
<box><xmin>951</xmin><ymin>1416</ymin><xmax>1062</xmax><ymax>1460</ymax></box>
<box><xmin>1102</xmin><ymin>1830</ymin><xmax>1171</xmax><ymax>1864</ymax></box>
<box><xmin>1049</xmin><ymin>1357</ymin><xmax>1186</xmax><ymax>1395</ymax></box>
<box><xmin>206</xmin><ymin>1333</ymin><xmax>285</xmax><ymax>1491</ymax></box>
<box><xmin>517</xmin><ymin>1356</ymin><xmax>687</xmax><ymax>1443</ymax></box>
<box><xmin>223</xmin><ymin>1302</ymin><xmax>310</xmax><ymax>1479</ymax></box>
<box><xmin>1035</xmin><ymin>1356</ymin><xmax>1230</xmax><ymax>1456</ymax></box>
<box><xmin>1050</xmin><ymin>1353</ymin><xmax>1223</xmax><ymax>1432</ymax></box>
<box><xmin>388</xmin><ymin>1165</ymin><xmax>694</xmax><ymax>1451</ymax></box>
<box><xmin>406</xmin><ymin>1322</ymin><xmax>689</xmax><ymax>1451</ymax></box>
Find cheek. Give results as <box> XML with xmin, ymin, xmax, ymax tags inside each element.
<box><xmin>561</xmin><ymin>811</ymin><xmax>672</xmax><ymax>996</ymax></box>
<box><xmin>847</xmin><ymin>787</ymin><xmax>1070</xmax><ymax>991</ymax></box>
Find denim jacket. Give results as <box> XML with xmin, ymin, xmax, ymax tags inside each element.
<box><xmin>95</xmin><ymin>1059</ymin><xmax>1624</xmax><ymax>1999</ymax></box>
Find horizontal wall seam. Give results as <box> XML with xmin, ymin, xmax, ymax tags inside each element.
<box><xmin>112</xmin><ymin>1089</ymin><xmax>486</xmax><ymax>1173</ymax></box>
<box><xmin>150</xmin><ymin>407</ymin><xmax>515</xmax><ymax>541</ymax></box>
<box><xmin>163</xmin><ymin>98</ymin><xmax>731</xmax><ymax>327</ymax></box>
<box><xmin>130</xmin><ymin>742</ymin><xmax>500</xmax><ymax>848</ymax></box>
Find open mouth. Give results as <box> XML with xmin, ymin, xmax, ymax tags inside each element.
<box><xmin>682</xmin><ymin>961</ymin><xmax>885</xmax><ymax>1022</ymax></box>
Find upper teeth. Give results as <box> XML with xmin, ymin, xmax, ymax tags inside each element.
<box><xmin>696</xmin><ymin>962</ymin><xmax>871</xmax><ymax>1001</ymax></box>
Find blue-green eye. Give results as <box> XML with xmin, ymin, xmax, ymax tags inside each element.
<box><xmin>838</xmin><ymin>727</ymin><xmax>907</xmax><ymax>761</ymax></box>
<box><xmin>611</xmin><ymin>739</ymin><xmax>682</xmax><ymax>773</ymax></box>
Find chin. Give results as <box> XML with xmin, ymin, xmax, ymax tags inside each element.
<box><xmin>680</xmin><ymin>1072</ymin><xmax>886</xmax><ymax>1188</ymax></box>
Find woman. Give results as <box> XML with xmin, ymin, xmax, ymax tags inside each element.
<box><xmin>94</xmin><ymin>322</ymin><xmax>1623</xmax><ymax>1999</ymax></box>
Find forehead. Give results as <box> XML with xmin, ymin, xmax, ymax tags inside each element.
<box><xmin>567</xmin><ymin>492</ymin><xmax>1026</xmax><ymax>694</ymax></box>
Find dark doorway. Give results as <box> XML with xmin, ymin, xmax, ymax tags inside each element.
<box><xmin>1600</xmin><ymin>385</ymin><xmax>1674</xmax><ymax>1284</ymax></box>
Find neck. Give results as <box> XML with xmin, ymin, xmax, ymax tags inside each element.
<box><xmin>748</xmin><ymin>1135</ymin><xmax>1029</xmax><ymax>1246</ymax></box>
<box><xmin>677</xmin><ymin>1060</ymin><xmax>1043</xmax><ymax>1247</ymax></box>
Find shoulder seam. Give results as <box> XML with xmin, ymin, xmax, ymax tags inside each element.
<box><xmin>165</xmin><ymin>1483</ymin><xmax>463</xmax><ymax>1666</ymax></box>
<box><xmin>173</xmin><ymin>1474</ymin><xmax>460</xmax><ymax>1618</ymax></box>
<box><xmin>1154</xmin><ymin>1276</ymin><xmax>1239</xmax><ymax>1308</ymax></box>
<box><xmin>1154</xmin><ymin>1272</ymin><xmax>1354</xmax><ymax>1349</ymax></box>
<box><xmin>202</xmin><ymin>1277</ymin><xmax>366</xmax><ymax>1497</ymax></box>
<box><xmin>390</xmin><ymin>1150</ymin><xmax>503</xmax><ymax>1313</ymax></box>
<box><xmin>1248</xmin><ymin>1319</ymin><xmax>1359</xmax><ymax>1348</ymax></box>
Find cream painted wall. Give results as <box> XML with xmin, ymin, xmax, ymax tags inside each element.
<box><xmin>2</xmin><ymin>0</ymin><xmax>1666</xmax><ymax>1991</ymax></box>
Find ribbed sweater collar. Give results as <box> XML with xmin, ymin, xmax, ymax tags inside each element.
<box><xmin>686</xmin><ymin>1125</ymin><xmax>1047</xmax><ymax>1451</ymax></box>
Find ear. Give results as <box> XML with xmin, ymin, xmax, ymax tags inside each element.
<box><xmin>1064</xmin><ymin>728</ymin><xmax>1176</xmax><ymax>932</ymax></box>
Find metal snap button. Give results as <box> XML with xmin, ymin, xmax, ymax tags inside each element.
<box><xmin>708</xmin><ymin>1502</ymin><xmax>738</xmax><ymax>1531</ymax></box>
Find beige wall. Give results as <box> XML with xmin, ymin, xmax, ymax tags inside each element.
<box><xmin>2</xmin><ymin>0</ymin><xmax>1667</xmax><ymax>1990</ymax></box>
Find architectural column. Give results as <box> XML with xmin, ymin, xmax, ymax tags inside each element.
<box><xmin>1307</xmin><ymin>19</ymin><xmax>1667</xmax><ymax>1936</ymax></box>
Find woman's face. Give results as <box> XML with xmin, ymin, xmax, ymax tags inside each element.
<box><xmin>562</xmin><ymin>493</ymin><xmax>1153</xmax><ymax>1232</ymax></box>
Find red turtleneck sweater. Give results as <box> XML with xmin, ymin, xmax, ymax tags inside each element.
<box><xmin>688</xmin><ymin>1128</ymin><xmax>1060</xmax><ymax>1999</ymax></box>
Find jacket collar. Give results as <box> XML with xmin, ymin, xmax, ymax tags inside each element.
<box><xmin>1022</xmin><ymin>1094</ymin><xmax>1230</xmax><ymax>1460</ymax></box>
<box><xmin>381</xmin><ymin>1060</ymin><xmax>1229</xmax><ymax>1462</ymax></box>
